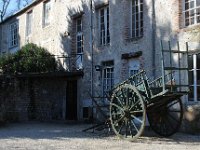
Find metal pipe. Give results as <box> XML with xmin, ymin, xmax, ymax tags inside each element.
<box><xmin>90</xmin><ymin>0</ymin><xmax>94</xmax><ymax>120</ymax></box>
<box><xmin>152</xmin><ymin>0</ymin><xmax>156</xmax><ymax>79</ymax></box>
<box><xmin>160</xmin><ymin>40</ymin><xmax>166</xmax><ymax>92</ymax></box>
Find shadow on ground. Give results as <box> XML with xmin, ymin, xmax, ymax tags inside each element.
<box><xmin>0</xmin><ymin>122</ymin><xmax>199</xmax><ymax>145</ymax></box>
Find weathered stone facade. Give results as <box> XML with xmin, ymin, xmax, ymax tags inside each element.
<box><xmin>0</xmin><ymin>0</ymin><xmax>200</xmax><ymax>130</ymax></box>
<box><xmin>0</xmin><ymin>74</ymin><xmax>83</xmax><ymax>122</ymax></box>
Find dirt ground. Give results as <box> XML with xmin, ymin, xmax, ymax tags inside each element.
<box><xmin>0</xmin><ymin>122</ymin><xmax>199</xmax><ymax>150</ymax></box>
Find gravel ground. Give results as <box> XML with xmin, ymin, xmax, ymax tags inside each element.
<box><xmin>0</xmin><ymin>122</ymin><xmax>199</xmax><ymax>150</ymax></box>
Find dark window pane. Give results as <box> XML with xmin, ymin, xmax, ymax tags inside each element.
<box><xmin>188</xmin><ymin>55</ymin><xmax>193</xmax><ymax>69</ymax></box>
<box><xmin>190</xmin><ymin>10</ymin><xmax>195</xmax><ymax>16</ymax></box>
<box><xmin>197</xmin><ymin>54</ymin><xmax>200</xmax><ymax>69</ymax></box>
<box><xmin>185</xmin><ymin>11</ymin><xmax>189</xmax><ymax>18</ymax></box>
<box><xmin>190</xmin><ymin>1</ymin><xmax>194</xmax><ymax>8</ymax></box>
<box><xmin>136</xmin><ymin>6</ymin><xmax>138</xmax><ymax>12</ymax></box>
<box><xmin>189</xmin><ymin>71</ymin><xmax>194</xmax><ymax>85</ymax></box>
<box><xmin>197</xmin><ymin>70</ymin><xmax>200</xmax><ymax>84</ymax></box>
<box><xmin>189</xmin><ymin>86</ymin><xmax>194</xmax><ymax>100</ymax></box>
<box><xmin>140</xmin><ymin>27</ymin><xmax>143</xmax><ymax>35</ymax></box>
<box><xmin>136</xmin><ymin>29</ymin><xmax>139</xmax><ymax>37</ymax></box>
<box><xmin>185</xmin><ymin>2</ymin><xmax>189</xmax><ymax>10</ymax></box>
<box><xmin>140</xmin><ymin>21</ymin><xmax>143</xmax><ymax>27</ymax></box>
<box><xmin>140</xmin><ymin>4</ymin><xmax>143</xmax><ymax>11</ymax></box>
<box><xmin>198</xmin><ymin>87</ymin><xmax>200</xmax><ymax>100</ymax></box>
<box><xmin>191</xmin><ymin>17</ymin><xmax>195</xmax><ymax>24</ymax></box>
<box><xmin>197</xmin><ymin>0</ymin><xmax>200</xmax><ymax>6</ymax></box>
<box><xmin>197</xmin><ymin>16</ymin><xmax>200</xmax><ymax>23</ymax></box>
<box><xmin>185</xmin><ymin>18</ymin><xmax>190</xmax><ymax>26</ymax></box>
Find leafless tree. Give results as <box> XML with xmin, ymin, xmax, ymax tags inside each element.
<box><xmin>0</xmin><ymin>0</ymin><xmax>33</xmax><ymax>22</ymax></box>
<box><xmin>0</xmin><ymin>0</ymin><xmax>10</xmax><ymax>22</ymax></box>
<box><xmin>16</xmin><ymin>0</ymin><xmax>32</xmax><ymax>10</ymax></box>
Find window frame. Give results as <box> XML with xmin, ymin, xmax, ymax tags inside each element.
<box><xmin>9</xmin><ymin>22</ymin><xmax>18</xmax><ymax>48</ymax></box>
<box><xmin>43</xmin><ymin>0</ymin><xmax>51</xmax><ymax>27</ymax></box>
<box><xmin>99</xmin><ymin>5</ymin><xmax>110</xmax><ymax>46</ymax></box>
<box><xmin>76</xmin><ymin>17</ymin><xmax>83</xmax><ymax>54</ymax></box>
<box><xmin>183</xmin><ymin>0</ymin><xmax>200</xmax><ymax>27</ymax></box>
<box><xmin>131</xmin><ymin>0</ymin><xmax>144</xmax><ymax>38</ymax></box>
<box><xmin>26</xmin><ymin>10</ymin><xmax>33</xmax><ymax>36</ymax></box>
<box><xmin>102</xmin><ymin>61</ymin><xmax>114</xmax><ymax>97</ymax></box>
<box><xmin>188</xmin><ymin>54</ymin><xmax>200</xmax><ymax>102</ymax></box>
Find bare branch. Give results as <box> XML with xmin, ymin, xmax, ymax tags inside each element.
<box><xmin>0</xmin><ymin>0</ymin><xmax>10</xmax><ymax>22</ymax></box>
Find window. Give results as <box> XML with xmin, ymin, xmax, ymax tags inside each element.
<box><xmin>131</xmin><ymin>0</ymin><xmax>143</xmax><ymax>38</ymax></box>
<box><xmin>76</xmin><ymin>17</ymin><xmax>83</xmax><ymax>54</ymax></box>
<box><xmin>75</xmin><ymin>17</ymin><xmax>83</xmax><ymax>70</ymax></box>
<box><xmin>26</xmin><ymin>11</ymin><xmax>32</xmax><ymax>36</ymax></box>
<box><xmin>102</xmin><ymin>61</ymin><xmax>114</xmax><ymax>96</ymax></box>
<box><xmin>43</xmin><ymin>0</ymin><xmax>51</xmax><ymax>27</ymax></box>
<box><xmin>129</xmin><ymin>59</ymin><xmax>140</xmax><ymax>76</ymax></box>
<box><xmin>188</xmin><ymin>54</ymin><xmax>200</xmax><ymax>102</ymax></box>
<box><xmin>184</xmin><ymin>0</ymin><xmax>200</xmax><ymax>26</ymax></box>
<box><xmin>9</xmin><ymin>22</ymin><xmax>18</xmax><ymax>48</ymax></box>
<box><xmin>99</xmin><ymin>6</ymin><xmax>110</xmax><ymax>45</ymax></box>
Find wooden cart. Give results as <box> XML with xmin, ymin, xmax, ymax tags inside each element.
<box><xmin>109</xmin><ymin>41</ymin><xmax>189</xmax><ymax>141</ymax></box>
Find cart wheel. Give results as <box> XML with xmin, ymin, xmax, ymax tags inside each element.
<box><xmin>147</xmin><ymin>98</ymin><xmax>183</xmax><ymax>137</ymax></box>
<box><xmin>110</xmin><ymin>84</ymin><xmax>146</xmax><ymax>141</ymax></box>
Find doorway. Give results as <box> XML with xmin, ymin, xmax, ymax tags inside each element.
<box><xmin>66</xmin><ymin>80</ymin><xmax>77</xmax><ymax>120</ymax></box>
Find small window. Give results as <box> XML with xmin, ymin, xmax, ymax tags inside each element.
<box><xmin>43</xmin><ymin>0</ymin><xmax>51</xmax><ymax>27</ymax></box>
<box><xmin>9</xmin><ymin>22</ymin><xmax>18</xmax><ymax>48</ymax></box>
<box><xmin>99</xmin><ymin>6</ymin><xmax>110</xmax><ymax>45</ymax></box>
<box><xmin>184</xmin><ymin>0</ymin><xmax>200</xmax><ymax>27</ymax></box>
<box><xmin>26</xmin><ymin>10</ymin><xmax>32</xmax><ymax>36</ymax></box>
<box><xmin>131</xmin><ymin>0</ymin><xmax>143</xmax><ymax>38</ymax></box>
<box><xmin>102</xmin><ymin>61</ymin><xmax>114</xmax><ymax>96</ymax></box>
<box><xmin>129</xmin><ymin>59</ymin><xmax>140</xmax><ymax>76</ymax></box>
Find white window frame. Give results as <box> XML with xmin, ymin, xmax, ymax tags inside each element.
<box><xmin>9</xmin><ymin>22</ymin><xmax>18</xmax><ymax>48</ymax></box>
<box><xmin>26</xmin><ymin>10</ymin><xmax>33</xmax><ymax>36</ymax></box>
<box><xmin>76</xmin><ymin>17</ymin><xmax>83</xmax><ymax>54</ymax></box>
<box><xmin>129</xmin><ymin>59</ymin><xmax>140</xmax><ymax>76</ymax></box>
<box><xmin>43</xmin><ymin>0</ymin><xmax>51</xmax><ymax>27</ymax></box>
<box><xmin>102</xmin><ymin>62</ymin><xmax>114</xmax><ymax>97</ymax></box>
<box><xmin>99</xmin><ymin>6</ymin><xmax>110</xmax><ymax>45</ymax></box>
<box><xmin>189</xmin><ymin>54</ymin><xmax>200</xmax><ymax>102</ymax></box>
<box><xmin>131</xmin><ymin>0</ymin><xmax>144</xmax><ymax>38</ymax></box>
<box><xmin>183</xmin><ymin>0</ymin><xmax>200</xmax><ymax>27</ymax></box>
<box><xmin>75</xmin><ymin>17</ymin><xmax>83</xmax><ymax>70</ymax></box>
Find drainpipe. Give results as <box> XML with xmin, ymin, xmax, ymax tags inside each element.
<box><xmin>90</xmin><ymin>0</ymin><xmax>94</xmax><ymax>118</ymax></box>
<box><xmin>152</xmin><ymin>0</ymin><xmax>156</xmax><ymax>79</ymax></box>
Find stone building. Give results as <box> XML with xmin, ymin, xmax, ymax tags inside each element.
<box><xmin>0</xmin><ymin>0</ymin><xmax>199</xmax><ymax>130</ymax></box>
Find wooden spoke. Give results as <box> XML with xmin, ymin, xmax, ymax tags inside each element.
<box><xmin>130</xmin><ymin>110</ymin><xmax>144</xmax><ymax>114</ymax></box>
<box><xmin>128</xmin><ymin>120</ymin><xmax>134</xmax><ymax>137</ymax></box>
<box><xmin>167</xmin><ymin>100</ymin><xmax>179</xmax><ymax>109</ymax></box>
<box><xmin>110</xmin><ymin>103</ymin><xmax>124</xmax><ymax>112</ymax></box>
<box><xmin>147</xmin><ymin>98</ymin><xmax>183</xmax><ymax>137</ymax></box>
<box><xmin>117</xmin><ymin>121</ymin><xmax>125</xmax><ymax>134</ymax></box>
<box><xmin>129</xmin><ymin>100</ymin><xmax>140</xmax><ymax>111</ymax></box>
<box><xmin>131</xmin><ymin>120</ymin><xmax>139</xmax><ymax>132</ymax></box>
<box><xmin>131</xmin><ymin>115</ymin><xmax>143</xmax><ymax>124</ymax></box>
<box><xmin>115</xmin><ymin>97</ymin><xmax>124</xmax><ymax>108</ymax></box>
<box><xmin>113</xmin><ymin>115</ymin><xmax>125</xmax><ymax>126</ymax></box>
<box><xmin>167</xmin><ymin>113</ymin><xmax>180</xmax><ymax>123</ymax></box>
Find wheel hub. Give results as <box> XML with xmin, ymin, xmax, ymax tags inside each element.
<box><xmin>124</xmin><ymin>109</ymin><xmax>131</xmax><ymax>118</ymax></box>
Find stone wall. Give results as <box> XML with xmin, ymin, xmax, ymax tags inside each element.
<box><xmin>0</xmin><ymin>76</ymin><xmax>68</xmax><ymax>122</ymax></box>
<box><xmin>183</xmin><ymin>105</ymin><xmax>200</xmax><ymax>134</ymax></box>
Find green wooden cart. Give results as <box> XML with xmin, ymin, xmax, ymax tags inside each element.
<box><xmin>109</xmin><ymin>41</ymin><xmax>190</xmax><ymax>141</ymax></box>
